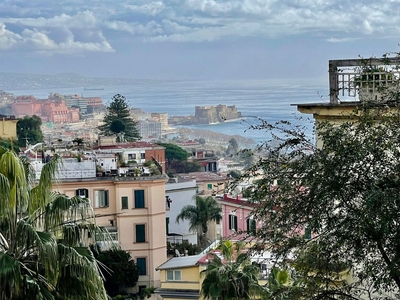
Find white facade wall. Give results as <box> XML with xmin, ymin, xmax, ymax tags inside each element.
<box><xmin>165</xmin><ymin>180</ymin><xmax>198</xmax><ymax>245</ymax></box>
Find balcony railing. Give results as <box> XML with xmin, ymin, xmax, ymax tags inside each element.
<box><xmin>329</xmin><ymin>57</ymin><xmax>400</xmax><ymax>104</ymax></box>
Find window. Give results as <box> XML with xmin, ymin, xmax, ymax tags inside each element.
<box><xmin>135</xmin><ymin>224</ymin><xmax>146</xmax><ymax>243</ymax></box>
<box><xmin>246</xmin><ymin>218</ymin><xmax>256</xmax><ymax>235</ymax></box>
<box><xmin>76</xmin><ymin>188</ymin><xmax>88</xmax><ymax>198</ymax></box>
<box><xmin>141</xmin><ymin>153</ymin><xmax>145</xmax><ymax>159</ymax></box>
<box><xmin>207</xmin><ymin>184</ymin><xmax>213</xmax><ymax>190</ymax></box>
<box><xmin>94</xmin><ymin>190</ymin><xmax>109</xmax><ymax>208</ymax></box>
<box><xmin>134</xmin><ymin>190</ymin><xmax>145</xmax><ymax>208</ymax></box>
<box><xmin>229</xmin><ymin>215</ymin><xmax>238</xmax><ymax>231</ymax></box>
<box><xmin>121</xmin><ymin>196</ymin><xmax>128</xmax><ymax>209</ymax></box>
<box><xmin>137</xmin><ymin>257</ymin><xmax>146</xmax><ymax>275</ymax></box>
<box><xmin>166</xmin><ymin>217</ymin><xmax>169</xmax><ymax>235</ymax></box>
<box><xmin>166</xmin><ymin>270</ymin><xmax>181</xmax><ymax>281</ymax></box>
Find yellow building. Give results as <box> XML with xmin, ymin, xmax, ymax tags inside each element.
<box><xmin>0</xmin><ymin>115</ymin><xmax>18</xmax><ymax>140</ymax></box>
<box><xmin>54</xmin><ymin>172</ymin><xmax>169</xmax><ymax>290</ymax></box>
<box><xmin>297</xmin><ymin>58</ymin><xmax>400</xmax><ymax>147</ymax></box>
<box><xmin>155</xmin><ymin>254</ymin><xmax>206</xmax><ymax>300</ymax></box>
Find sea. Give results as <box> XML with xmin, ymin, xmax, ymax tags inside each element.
<box><xmin>8</xmin><ymin>78</ymin><xmax>329</xmax><ymax>146</ymax></box>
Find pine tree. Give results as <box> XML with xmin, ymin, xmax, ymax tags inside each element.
<box><xmin>98</xmin><ymin>94</ymin><xmax>141</xmax><ymax>141</ymax></box>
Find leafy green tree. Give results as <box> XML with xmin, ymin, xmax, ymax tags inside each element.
<box><xmin>157</xmin><ymin>143</ymin><xmax>188</xmax><ymax>161</ymax></box>
<box><xmin>226</xmin><ymin>138</ymin><xmax>239</xmax><ymax>156</ymax></box>
<box><xmin>156</xmin><ymin>143</ymin><xmax>190</xmax><ymax>173</ymax></box>
<box><xmin>264</xmin><ymin>267</ymin><xmax>302</xmax><ymax>300</ymax></box>
<box><xmin>94</xmin><ymin>248</ymin><xmax>139</xmax><ymax>297</ymax></box>
<box><xmin>201</xmin><ymin>241</ymin><xmax>264</xmax><ymax>299</ymax></box>
<box><xmin>98</xmin><ymin>94</ymin><xmax>140</xmax><ymax>141</ymax></box>
<box><xmin>237</xmin><ymin>107</ymin><xmax>400</xmax><ymax>299</ymax></box>
<box><xmin>169</xmin><ymin>160</ymin><xmax>202</xmax><ymax>173</ymax></box>
<box><xmin>176</xmin><ymin>195</ymin><xmax>222</xmax><ymax>248</ymax></box>
<box><xmin>0</xmin><ymin>149</ymin><xmax>107</xmax><ymax>299</ymax></box>
<box><xmin>0</xmin><ymin>139</ymin><xmax>20</xmax><ymax>153</ymax></box>
<box><xmin>17</xmin><ymin>115</ymin><xmax>43</xmax><ymax>147</ymax></box>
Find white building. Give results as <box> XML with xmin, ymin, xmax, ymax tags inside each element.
<box><xmin>165</xmin><ymin>178</ymin><xmax>198</xmax><ymax>245</ymax></box>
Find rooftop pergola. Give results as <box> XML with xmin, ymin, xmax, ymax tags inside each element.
<box><xmin>329</xmin><ymin>57</ymin><xmax>400</xmax><ymax>104</ymax></box>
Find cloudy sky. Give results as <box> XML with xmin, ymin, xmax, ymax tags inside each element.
<box><xmin>0</xmin><ymin>0</ymin><xmax>400</xmax><ymax>80</ymax></box>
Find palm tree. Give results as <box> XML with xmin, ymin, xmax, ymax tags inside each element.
<box><xmin>201</xmin><ymin>240</ymin><xmax>264</xmax><ymax>299</ymax></box>
<box><xmin>0</xmin><ymin>149</ymin><xmax>107</xmax><ymax>299</ymax></box>
<box><xmin>175</xmin><ymin>195</ymin><xmax>222</xmax><ymax>247</ymax></box>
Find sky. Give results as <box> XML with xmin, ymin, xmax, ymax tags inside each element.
<box><xmin>1</xmin><ymin>0</ymin><xmax>400</xmax><ymax>81</ymax></box>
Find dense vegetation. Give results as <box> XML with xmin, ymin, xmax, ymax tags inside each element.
<box><xmin>0</xmin><ymin>150</ymin><xmax>107</xmax><ymax>299</ymax></box>
<box><xmin>98</xmin><ymin>94</ymin><xmax>140</xmax><ymax>141</ymax></box>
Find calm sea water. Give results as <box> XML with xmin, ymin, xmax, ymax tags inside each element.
<box><xmin>9</xmin><ymin>79</ymin><xmax>329</xmax><ymax>145</ymax></box>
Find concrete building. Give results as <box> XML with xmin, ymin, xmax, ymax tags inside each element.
<box><xmin>151</xmin><ymin>113</ymin><xmax>169</xmax><ymax>131</ymax></box>
<box><xmin>0</xmin><ymin>114</ymin><xmax>18</xmax><ymax>140</ymax></box>
<box><xmin>31</xmin><ymin>155</ymin><xmax>169</xmax><ymax>291</ymax></box>
<box><xmin>165</xmin><ymin>178</ymin><xmax>198</xmax><ymax>245</ymax></box>
<box><xmin>138</xmin><ymin>120</ymin><xmax>162</xmax><ymax>140</ymax></box>
<box><xmin>175</xmin><ymin>172</ymin><xmax>229</xmax><ymax>197</ymax></box>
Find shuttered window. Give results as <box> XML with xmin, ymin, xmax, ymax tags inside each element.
<box><xmin>229</xmin><ymin>215</ymin><xmax>238</xmax><ymax>231</ymax></box>
<box><xmin>94</xmin><ymin>190</ymin><xmax>109</xmax><ymax>208</ymax></box>
<box><xmin>134</xmin><ymin>190</ymin><xmax>145</xmax><ymax>208</ymax></box>
<box><xmin>121</xmin><ymin>196</ymin><xmax>128</xmax><ymax>209</ymax></box>
<box><xmin>76</xmin><ymin>189</ymin><xmax>88</xmax><ymax>198</ymax></box>
<box><xmin>135</xmin><ymin>224</ymin><xmax>146</xmax><ymax>243</ymax></box>
<box><xmin>246</xmin><ymin>218</ymin><xmax>256</xmax><ymax>235</ymax></box>
<box><xmin>137</xmin><ymin>257</ymin><xmax>146</xmax><ymax>275</ymax></box>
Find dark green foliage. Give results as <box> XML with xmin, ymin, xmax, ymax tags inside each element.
<box><xmin>237</xmin><ymin>109</ymin><xmax>400</xmax><ymax>299</ymax></box>
<box><xmin>201</xmin><ymin>241</ymin><xmax>263</xmax><ymax>299</ymax></box>
<box><xmin>110</xmin><ymin>119</ymin><xmax>126</xmax><ymax>134</ymax></box>
<box><xmin>0</xmin><ymin>139</ymin><xmax>20</xmax><ymax>153</ymax></box>
<box><xmin>98</xmin><ymin>94</ymin><xmax>140</xmax><ymax>141</ymax></box>
<box><xmin>168</xmin><ymin>241</ymin><xmax>202</xmax><ymax>256</ymax></box>
<box><xmin>176</xmin><ymin>196</ymin><xmax>222</xmax><ymax>248</ymax></box>
<box><xmin>169</xmin><ymin>160</ymin><xmax>202</xmax><ymax>173</ymax></box>
<box><xmin>17</xmin><ymin>115</ymin><xmax>43</xmax><ymax>147</ymax></box>
<box><xmin>156</xmin><ymin>143</ymin><xmax>189</xmax><ymax>161</ymax></box>
<box><xmin>226</xmin><ymin>138</ymin><xmax>239</xmax><ymax>156</ymax></box>
<box><xmin>227</xmin><ymin>170</ymin><xmax>241</xmax><ymax>179</ymax></box>
<box><xmin>95</xmin><ymin>248</ymin><xmax>139</xmax><ymax>297</ymax></box>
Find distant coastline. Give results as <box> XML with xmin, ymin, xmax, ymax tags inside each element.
<box><xmin>83</xmin><ymin>87</ymin><xmax>104</xmax><ymax>91</ymax></box>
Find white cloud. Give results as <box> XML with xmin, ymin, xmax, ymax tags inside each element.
<box><xmin>1</xmin><ymin>0</ymin><xmax>400</xmax><ymax>51</ymax></box>
<box><xmin>0</xmin><ymin>11</ymin><xmax>97</xmax><ymax>29</ymax></box>
<box><xmin>124</xmin><ymin>1</ymin><xmax>166</xmax><ymax>16</ymax></box>
<box><xmin>104</xmin><ymin>20</ymin><xmax>163</xmax><ymax>35</ymax></box>
<box><xmin>0</xmin><ymin>22</ymin><xmax>21</xmax><ymax>49</ymax></box>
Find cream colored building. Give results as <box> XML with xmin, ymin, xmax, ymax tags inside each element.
<box><xmin>43</xmin><ymin>157</ymin><xmax>170</xmax><ymax>291</ymax></box>
<box><xmin>0</xmin><ymin>115</ymin><xmax>18</xmax><ymax>140</ymax></box>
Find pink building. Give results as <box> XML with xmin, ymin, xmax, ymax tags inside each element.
<box><xmin>217</xmin><ymin>194</ymin><xmax>259</xmax><ymax>240</ymax></box>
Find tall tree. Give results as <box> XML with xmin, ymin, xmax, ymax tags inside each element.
<box><xmin>201</xmin><ymin>240</ymin><xmax>263</xmax><ymax>300</ymax></box>
<box><xmin>98</xmin><ymin>94</ymin><xmax>140</xmax><ymax>141</ymax></box>
<box><xmin>237</xmin><ymin>108</ymin><xmax>400</xmax><ymax>299</ymax></box>
<box><xmin>17</xmin><ymin>115</ymin><xmax>43</xmax><ymax>147</ymax></box>
<box><xmin>0</xmin><ymin>150</ymin><xmax>107</xmax><ymax>299</ymax></box>
<box><xmin>176</xmin><ymin>195</ymin><xmax>222</xmax><ymax>248</ymax></box>
<box><xmin>94</xmin><ymin>248</ymin><xmax>139</xmax><ymax>297</ymax></box>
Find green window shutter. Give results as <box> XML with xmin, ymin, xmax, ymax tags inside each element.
<box><xmin>305</xmin><ymin>227</ymin><xmax>311</xmax><ymax>239</ymax></box>
<box><xmin>234</xmin><ymin>216</ymin><xmax>238</xmax><ymax>231</ymax></box>
<box><xmin>136</xmin><ymin>224</ymin><xmax>146</xmax><ymax>243</ymax></box>
<box><xmin>104</xmin><ymin>190</ymin><xmax>109</xmax><ymax>207</ymax></box>
<box><xmin>121</xmin><ymin>196</ymin><xmax>128</xmax><ymax>209</ymax></box>
<box><xmin>166</xmin><ymin>217</ymin><xmax>169</xmax><ymax>235</ymax></box>
<box><xmin>134</xmin><ymin>190</ymin><xmax>145</xmax><ymax>208</ymax></box>
<box><xmin>229</xmin><ymin>215</ymin><xmax>232</xmax><ymax>229</ymax></box>
<box><xmin>137</xmin><ymin>257</ymin><xmax>146</xmax><ymax>275</ymax></box>
<box><xmin>207</xmin><ymin>184</ymin><xmax>213</xmax><ymax>190</ymax></box>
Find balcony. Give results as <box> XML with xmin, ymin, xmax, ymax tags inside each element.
<box><xmin>328</xmin><ymin>57</ymin><xmax>400</xmax><ymax>104</ymax></box>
